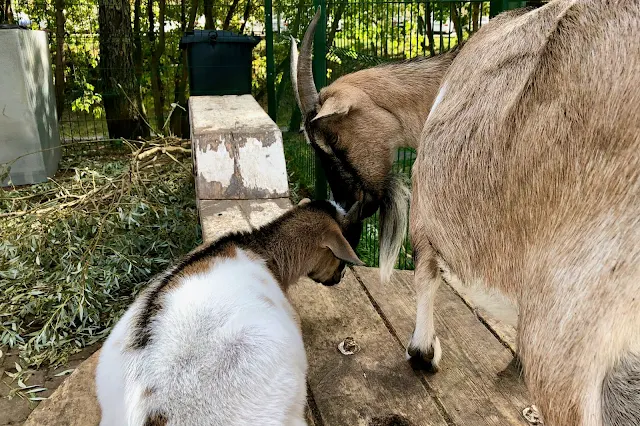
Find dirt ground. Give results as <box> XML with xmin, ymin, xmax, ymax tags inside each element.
<box><xmin>0</xmin><ymin>344</ymin><xmax>100</xmax><ymax>426</ymax></box>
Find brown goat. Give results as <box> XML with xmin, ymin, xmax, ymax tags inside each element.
<box><xmin>296</xmin><ymin>1</ymin><xmax>640</xmax><ymax>425</ymax></box>
<box><xmin>291</xmin><ymin>11</ymin><xmax>457</xmax><ymax>280</ymax></box>
<box><xmin>409</xmin><ymin>2</ymin><xmax>640</xmax><ymax>425</ymax></box>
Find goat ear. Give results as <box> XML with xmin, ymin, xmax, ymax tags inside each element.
<box><xmin>298</xmin><ymin>198</ymin><xmax>311</xmax><ymax>206</ymax></box>
<box><xmin>312</xmin><ymin>96</ymin><xmax>350</xmax><ymax>122</ymax></box>
<box><xmin>323</xmin><ymin>226</ymin><xmax>364</xmax><ymax>266</ymax></box>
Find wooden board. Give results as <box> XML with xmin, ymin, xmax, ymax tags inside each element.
<box><xmin>353</xmin><ymin>267</ymin><xmax>531</xmax><ymax>426</ymax></box>
<box><xmin>444</xmin><ymin>275</ymin><xmax>518</xmax><ymax>353</ymax></box>
<box><xmin>289</xmin><ymin>271</ymin><xmax>448</xmax><ymax>426</ymax></box>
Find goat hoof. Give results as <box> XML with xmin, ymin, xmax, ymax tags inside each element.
<box><xmin>406</xmin><ymin>336</ymin><xmax>441</xmax><ymax>373</ymax></box>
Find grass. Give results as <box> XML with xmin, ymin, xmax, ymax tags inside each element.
<box><xmin>0</xmin><ymin>138</ymin><xmax>201</xmax><ymax>370</ymax></box>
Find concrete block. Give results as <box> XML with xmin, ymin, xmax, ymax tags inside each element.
<box><xmin>189</xmin><ymin>95</ymin><xmax>289</xmax><ymax>200</ymax></box>
<box><xmin>0</xmin><ymin>29</ymin><xmax>61</xmax><ymax>186</ymax></box>
<box><xmin>199</xmin><ymin>200</ymin><xmax>252</xmax><ymax>244</ymax></box>
<box><xmin>198</xmin><ymin>199</ymin><xmax>293</xmax><ymax>244</ymax></box>
<box><xmin>238</xmin><ymin>198</ymin><xmax>292</xmax><ymax>229</ymax></box>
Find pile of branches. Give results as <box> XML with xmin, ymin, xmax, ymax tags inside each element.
<box><xmin>0</xmin><ymin>138</ymin><xmax>201</xmax><ymax>369</ymax></box>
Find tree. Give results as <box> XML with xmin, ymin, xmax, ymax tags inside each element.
<box><xmin>223</xmin><ymin>0</ymin><xmax>242</xmax><ymax>30</ymax></box>
<box><xmin>97</xmin><ymin>0</ymin><xmax>149</xmax><ymax>138</ymax></box>
<box><xmin>203</xmin><ymin>0</ymin><xmax>215</xmax><ymax>29</ymax></box>
<box><xmin>133</xmin><ymin>0</ymin><xmax>146</xmax><ymax>117</ymax></box>
<box><xmin>169</xmin><ymin>0</ymin><xmax>199</xmax><ymax>136</ymax></box>
<box><xmin>1</xmin><ymin>0</ymin><xmax>14</xmax><ymax>24</ymax></box>
<box><xmin>149</xmin><ymin>0</ymin><xmax>166</xmax><ymax>130</ymax></box>
<box><xmin>54</xmin><ymin>0</ymin><xmax>65</xmax><ymax>119</ymax></box>
<box><xmin>239</xmin><ymin>0</ymin><xmax>252</xmax><ymax>33</ymax></box>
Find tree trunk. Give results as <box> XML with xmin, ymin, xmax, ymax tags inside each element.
<box><xmin>471</xmin><ymin>2</ymin><xmax>480</xmax><ymax>33</ymax></box>
<box><xmin>223</xmin><ymin>0</ymin><xmax>241</xmax><ymax>30</ymax></box>
<box><xmin>149</xmin><ymin>0</ymin><xmax>166</xmax><ymax>131</ymax></box>
<box><xmin>170</xmin><ymin>0</ymin><xmax>199</xmax><ymax>136</ymax></box>
<box><xmin>54</xmin><ymin>0</ymin><xmax>65</xmax><ymax>119</ymax></box>
<box><xmin>425</xmin><ymin>2</ymin><xmax>435</xmax><ymax>56</ymax></box>
<box><xmin>133</xmin><ymin>0</ymin><xmax>145</xmax><ymax>115</ymax></box>
<box><xmin>450</xmin><ymin>3</ymin><xmax>463</xmax><ymax>42</ymax></box>
<box><xmin>239</xmin><ymin>0</ymin><xmax>251</xmax><ymax>33</ymax></box>
<box><xmin>98</xmin><ymin>0</ymin><xmax>148</xmax><ymax>138</ymax></box>
<box><xmin>327</xmin><ymin>0</ymin><xmax>347</xmax><ymax>48</ymax></box>
<box><xmin>1</xmin><ymin>0</ymin><xmax>14</xmax><ymax>24</ymax></box>
<box><xmin>203</xmin><ymin>0</ymin><xmax>215</xmax><ymax>29</ymax></box>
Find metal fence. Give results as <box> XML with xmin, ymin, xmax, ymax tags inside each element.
<box><xmin>266</xmin><ymin>0</ymin><xmax>515</xmax><ymax>268</ymax></box>
<box><xmin>8</xmin><ymin>0</ymin><xmax>532</xmax><ymax>269</ymax></box>
<box><xmin>11</xmin><ymin>0</ymin><xmax>268</xmax><ymax>146</ymax></box>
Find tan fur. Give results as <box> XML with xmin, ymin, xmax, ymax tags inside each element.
<box><xmin>179</xmin><ymin>245</ymin><xmax>237</xmax><ymax>278</ymax></box>
<box><xmin>313</xmin><ymin>53</ymin><xmax>456</xmax><ymax>195</ymax></box>
<box><xmin>143</xmin><ymin>413</ymin><xmax>168</xmax><ymax>426</ymax></box>
<box><xmin>292</xmin><ymin>21</ymin><xmax>456</xmax><ymax>277</ymax></box>
<box><xmin>409</xmin><ymin>2</ymin><xmax>640</xmax><ymax>425</ymax></box>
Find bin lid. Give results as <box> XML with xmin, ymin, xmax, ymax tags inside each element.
<box><xmin>180</xmin><ymin>30</ymin><xmax>261</xmax><ymax>48</ymax></box>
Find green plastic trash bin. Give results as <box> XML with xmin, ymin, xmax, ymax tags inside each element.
<box><xmin>180</xmin><ymin>30</ymin><xmax>262</xmax><ymax>96</ymax></box>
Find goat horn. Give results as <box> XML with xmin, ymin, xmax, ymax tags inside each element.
<box><xmin>345</xmin><ymin>200</ymin><xmax>363</xmax><ymax>225</ymax></box>
<box><xmin>290</xmin><ymin>36</ymin><xmax>303</xmax><ymax>117</ymax></box>
<box><xmin>296</xmin><ymin>8</ymin><xmax>321</xmax><ymax>115</ymax></box>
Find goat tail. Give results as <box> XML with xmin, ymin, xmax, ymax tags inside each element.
<box><xmin>379</xmin><ymin>173</ymin><xmax>410</xmax><ymax>283</ymax></box>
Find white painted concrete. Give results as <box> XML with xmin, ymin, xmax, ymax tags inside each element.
<box><xmin>189</xmin><ymin>95</ymin><xmax>289</xmax><ymax>200</ymax></box>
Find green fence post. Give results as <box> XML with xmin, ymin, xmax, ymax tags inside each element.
<box><xmin>312</xmin><ymin>0</ymin><xmax>328</xmax><ymax>199</ymax></box>
<box><xmin>265</xmin><ymin>0</ymin><xmax>277</xmax><ymax>122</ymax></box>
<box><xmin>489</xmin><ymin>0</ymin><xmax>507</xmax><ymax>17</ymax></box>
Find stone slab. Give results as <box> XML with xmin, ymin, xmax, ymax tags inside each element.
<box><xmin>23</xmin><ymin>351</ymin><xmax>101</xmax><ymax>426</ymax></box>
<box><xmin>0</xmin><ymin>29</ymin><xmax>61</xmax><ymax>187</ymax></box>
<box><xmin>199</xmin><ymin>199</ymin><xmax>252</xmax><ymax>244</ymax></box>
<box><xmin>189</xmin><ymin>95</ymin><xmax>289</xmax><ymax>200</ymax></box>
<box><xmin>199</xmin><ymin>198</ymin><xmax>292</xmax><ymax>244</ymax></box>
<box><xmin>238</xmin><ymin>198</ymin><xmax>292</xmax><ymax>229</ymax></box>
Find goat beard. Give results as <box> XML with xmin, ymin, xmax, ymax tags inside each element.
<box><xmin>378</xmin><ymin>173</ymin><xmax>411</xmax><ymax>283</ymax></box>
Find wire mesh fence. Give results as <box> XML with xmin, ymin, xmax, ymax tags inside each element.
<box><xmin>270</xmin><ymin>0</ymin><xmax>494</xmax><ymax>268</ymax></box>
<box><xmin>6</xmin><ymin>0</ymin><xmax>530</xmax><ymax>269</ymax></box>
<box><xmin>11</xmin><ymin>0</ymin><xmax>268</xmax><ymax>149</ymax></box>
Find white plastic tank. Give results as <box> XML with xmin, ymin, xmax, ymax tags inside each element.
<box><xmin>0</xmin><ymin>27</ymin><xmax>61</xmax><ymax>186</ymax></box>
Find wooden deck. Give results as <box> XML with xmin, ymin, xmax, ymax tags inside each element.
<box><xmin>290</xmin><ymin>266</ymin><xmax>531</xmax><ymax>426</ymax></box>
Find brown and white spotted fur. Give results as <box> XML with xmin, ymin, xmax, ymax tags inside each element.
<box><xmin>95</xmin><ymin>199</ymin><xmax>362</xmax><ymax>426</ymax></box>
<box><xmin>407</xmin><ymin>2</ymin><xmax>640</xmax><ymax>425</ymax></box>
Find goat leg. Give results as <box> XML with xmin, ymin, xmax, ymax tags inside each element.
<box><xmin>406</xmin><ymin>231</ymin><xmax>442</xmax><ymax>372</ymax></box>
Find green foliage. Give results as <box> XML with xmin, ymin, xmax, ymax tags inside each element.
<box><xmin>282</xmin><ymin>132</ymin><xmax>416</xmax><ymax>270</ymax></box>
<box><xmin>0</xmin><ymin>139</ymin><xmax>200</xmax><ymax>369</ymax></box>
<box><xmin>70</xmin><ymin>83</ymin><xmax>104</xmax><ymax>118</ymax></box>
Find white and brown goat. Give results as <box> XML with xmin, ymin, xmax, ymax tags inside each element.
<box><xmin>294</xmin><ymin>2</ymin><xmax>640</xmax><ymax>425</ymax></box>
<box><xmin>95</xmin><ymin>199</ymin><xmax>362</xmax><ymax>426</ymax></box>
<box><xmin>291</xmin><ymin>12</ymin><xmax>458</xmax><ymax>281</ymax></box>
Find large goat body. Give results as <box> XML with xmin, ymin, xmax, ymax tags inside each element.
<box><xmin>410</xmin><ymin>1</ymin><xmax>640</xmax><ymax>424</ymax></box>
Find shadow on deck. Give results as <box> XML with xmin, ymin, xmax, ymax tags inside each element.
<box><xmin>292</xmin><ymin>266</ymin><xmax>531</xmax><ymax>426</ymax></box>
<box><xmin>22</xmin><ymin>262</ymin><xmax>531</xmax><ymax>426</ymax></box>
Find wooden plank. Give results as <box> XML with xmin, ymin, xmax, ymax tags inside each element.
<box><xmin>353</xmin><ymin>267</ymin><xmax>531</xmax><ymax>426</ymax></box>
<box><xmin>288</xmin><ymin>271</ymin><xmax>448</xmax><ymax>426</ymax></box>
<box><xmin>445</xmin><ymin>274</ymin><xmax>518</xmax><ymax>352</ymax></box>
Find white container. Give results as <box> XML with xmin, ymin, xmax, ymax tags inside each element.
<box><xmin>0</xmin><ymin>28</ymin><xmax>61</xmax><ymax>186</ymax></box>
